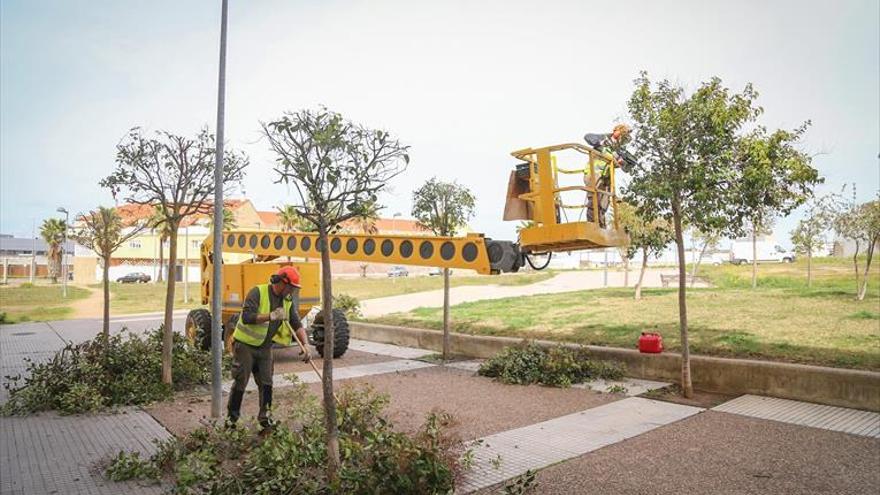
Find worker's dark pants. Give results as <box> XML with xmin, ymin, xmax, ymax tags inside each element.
<box><xmin>585</xmin><ymin>174</ymin><xmax>611</xmax><ymax>228</ymax></box>
<box><xmin>227</xmin><ymin>340</ymin><xmax>274</xmax><ymax>426</ymax></box>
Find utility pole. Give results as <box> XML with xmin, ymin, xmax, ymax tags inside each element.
<box><xmin>210</xmin><ymin>0</ymin><xmax>229</xmax><ymax>419</ymax></box>
<box><xmin>603</xmin><ymin>248</ymin><xmax>608</xmax><ymax>287</ymax></box>
<box><xmin>57</xmin><ymin>207</ymin><xmax>69</xmax><ymax>297</ymax></box>
<box><xmin>184</xmin><ymin>224</ymin><xmax>189</xmax><ymax>303</ymax></box>
<box><xmin>30</xmin><ymin>219</ymin><xmax>36</xmax><ymax>283</ymax></box>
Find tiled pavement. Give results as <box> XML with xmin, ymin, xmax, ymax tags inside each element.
<box><xmin>0</xmin><ymin>409</ymin><xmax>170</xmax><ymax>495</ymax></box>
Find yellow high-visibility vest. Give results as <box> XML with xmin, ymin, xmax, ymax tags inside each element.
<box><xmin>232</xmin><ymin>284</ymin><xmax>293</xmax><ymax>346</ymax></box>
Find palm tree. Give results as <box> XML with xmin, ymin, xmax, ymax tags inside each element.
<box><xmin>72</xmin><ymin>207</ymin><xmax>146</xmax><ymax>338</ymax></box>
<box><xmin>40</xmin><ymin>218</ymin><xmax>66</xmax><ymax>283</ymax></box>
<box><xmin>150</xmin><ymin>206</ymin><xmax>174</xmax><ymax>282</ymax></box>
<box><xmin>353</xmin><ymin>201</ymin><xmax>380</xmax><ymax>277</ymax></box>
<box><xmin>277</xmin><ymin>204</ymin><xmax>300</xmax><ymax>232</ymax></box>
<box><xmin>207</xmin><ymin>207</ymin><xmax>237</xmax><ymax>233</ymax></box>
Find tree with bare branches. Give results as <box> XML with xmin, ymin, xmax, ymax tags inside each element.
<box><xmin>263</xmin><ymin>108</ymin><xmax>409</xmax><ymax>480</ymax></box>
<box><xmin>71</xmin><ymin>207</ymin><xmax>147</xmax><ymax>338</ymax></box>
<box><xmin>102</xmin><ymin>127</ymin><xmax>248</xmax><ymax>385</ymax></box>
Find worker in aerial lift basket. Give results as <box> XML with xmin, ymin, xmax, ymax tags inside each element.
<box><xmin>226</xmin><ymin>266</ymin><xmax>311</xmax><ymax>431</ymax></box>
<box><xmin>583</xmin><ymin>124</ymin><xmax>637</xmax><ymax>227</ymax></box>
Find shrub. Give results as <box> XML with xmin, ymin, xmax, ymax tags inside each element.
<box><xmin>1</xmin><ymin>326</ymin><xmax>218</xmax><ymax>415</ymax></box>
<box><xmin>478</xmin><ymin>341</ymin><xmax>625</xmax><ymax>387</ymax></box>
<box><xmin>106</xmin><ymin>383</ymin><xmax>464</xmax><ymax>494</ymax></box>
<box><xmin>0</xmin><ymin>312</ymin><xmax>7</xmax><ymax>324</ymax></box>
<box><xmin>334</xmin><ymin>293</ymin><xmax>362</xmax><ymax>318</ymax></box>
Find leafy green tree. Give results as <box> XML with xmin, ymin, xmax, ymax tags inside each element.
<box><xmin>738</xmin><ymin>124</ymin><xmax>821</xmax><ymax>288</ymax></box>
<box><xmin>617</xmin><ymin>202</ymin><xmax>673</xmax><ymax>300</ymax></box>
<box><xmin>263</xmin><ymin>107</ymin><xmax>409</xmax><ymax>480</ymax></box>
<box><xmin>102</xmin><ymin>127</ymin><xmax>248</xmax><ymax>386</ymax></box>
<box><xmin>40</xmin><ymin>218</ymin><xmax>67</xmax><ymax>283</ymax></box>
<box><xmin>71</xmin><ymin>207</ymin><xmax>147</xmax><ymax>337</ymax></box>
<box><xmin>791</xmin><ymin>195</ymin><xmax>836</xmax><ymax>288</ymax></box>
<box><xmin>412</xmin><ymin>178</ymin><xmax>477</xmax><ymax>361</ymax></box>
<box><xmin>623</xmin><ymin>73</ymin><xmax>818</xmax><ymax>397</ymax></box>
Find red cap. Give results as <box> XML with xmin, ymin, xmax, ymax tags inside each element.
<box><xmin>275</xmin><ymin>266</ymin><xmax>301</xmax><ymax>288</ymax></box>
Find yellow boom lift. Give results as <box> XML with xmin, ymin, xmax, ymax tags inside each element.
<box><xmin>186</xmin><ymin>142</ymin><xmax>628</xmax><ymax>357</ymax></box>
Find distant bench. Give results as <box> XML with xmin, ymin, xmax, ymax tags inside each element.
<box><xmin>660</xmin><ymin>273</ymin><xmax>708</xmax><ymax>288</ymax></box>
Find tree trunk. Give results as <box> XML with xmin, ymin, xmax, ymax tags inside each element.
<box><xmin>161</xmin><ymin>226</ymin><xmax>178</xmax><ymax>385</ymax></box>
<box><xmin>807</xmin><ymin>249</ymin><xmax>813</xmax><ymax>288</ymax></box>
<box><xmin>158</xmin><ymin>237</ymin><xmax>165</xmax><ymax>282</ymax></box>
<box><xmin>852</xmin><ymin>241</ymin><xmax>861</xmax><ymax>298</ymax></box>
<box><xmin>671</xmin><ymin>197</ymin><xmax>693</xmax><ymax>398</ymax></box>
<box><xmin>102</xmin><ymin>256</ymin><xmax>111</xmax><ymax>339</ymax></box>
<box><xmin>442</xmin><ymin>267</ymin><xmax>451</xmax><ymax>362</ymax></box>
<box><xmin>751</xmin><ymin>223</ymin><xmax>758</xmax><ymax>289</ymax></box>
<box><xmin>319</xmin><ymin>226</ymin><xmax>341</xmax><ymax>481</ymax></box>
<box><xmin>857</xmin><ymin>237</ymin><xmax>876</xmax><ymax>301</ymax></box>
<box><xmin>634</xmin><ymin>248</ymin><xmax>648</xmax><ymax>300</ymax></box>
<box><xmin>622</xmin><ymin>255</ymin><xmax>630</xmax><ymax>287</ymax></box>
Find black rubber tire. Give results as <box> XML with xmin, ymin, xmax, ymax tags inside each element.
<box><xmin>185</xmin><ymin>308</ymin><xmax>212</xmax><ymax>351</ymax></box>
<box><xmin>311</xmin><ymin>308</ymin><xmax>350</xmax><ymax>359</ymax></box>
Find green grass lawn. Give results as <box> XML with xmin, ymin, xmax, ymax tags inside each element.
<box><xmin>331</xmin><ymin>271</ymin><xmax>556</xmax><ymax>300</ymax></box>
<box><xmin>100</xmin><ymin>282</ymin><xmax>203</xmax><ymax>314</ymax></box>
<box><xmin>371</xmin><ymin>258</ymin><xmax>880</xmax><ymax>370</ymax></box>
<box><xmin>0</xmin><ymin>284</ymin><xmax>91</xmax><ymax>323</ymax></box>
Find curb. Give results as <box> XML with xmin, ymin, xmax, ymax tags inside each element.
<box><xmin>350</xmin><ymin>322</ymin><xmax>880</xmax><ymax>412</ymax></box>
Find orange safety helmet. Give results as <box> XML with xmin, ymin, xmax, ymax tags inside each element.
<box><xmin>273</xmin><ymin>266</ymin><xmax>301</xmax><ymax>288</ymax></box>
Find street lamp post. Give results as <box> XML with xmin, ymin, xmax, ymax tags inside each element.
<box><xmin>57</xmin><ymin>207</ymin><xmax>69</xmax><ymax>297</ymax></box>
<box><xmin>392</xmin><ymin>212</ymin><xmax>401</xmax><ymax>234</ymax></box>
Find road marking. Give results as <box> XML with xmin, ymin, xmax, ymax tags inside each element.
<box><xmin>712</xmin><ymin>394</ymin><xmax>880</xmax><ymax>438</ymax></box>
<box><xmin>458</xmin><ymin>397</ymin><xmax>704</xmax><ymax>493</ymax></box>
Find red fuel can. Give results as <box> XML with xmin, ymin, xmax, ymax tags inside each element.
<box><xmin>638</xmin><ymin>332</ymin><xmax>663</xmax><ymax>353</ymax></box>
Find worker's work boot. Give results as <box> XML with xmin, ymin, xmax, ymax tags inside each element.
<box><xmin>226</xmin><ymin>389</ymin><xmax>244</xmax><ymax>428</ymax></box>
<box><xmin>258</xmin><ymin>385</ymin><xmax>274</xmax><ymax>432</ymax></box>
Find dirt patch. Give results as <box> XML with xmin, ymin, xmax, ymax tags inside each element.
<box><xmin>477</xmin><ymin>411</ymin><xmax>880</xmax><ymax>494</ymax></box>
<box><xmin>639</xmin><ymin>384</ymin><xmax>735</xmax><ymax>409</ymax></box>
<box><xmin>148</xmin><ymin>365</ymin><xmax>618</xmax><ymax>440</ymax></box>
<box><xmin>69</xmin><ymin>285</ymin><xmax>104</xmax><ymax>319</ymax></box>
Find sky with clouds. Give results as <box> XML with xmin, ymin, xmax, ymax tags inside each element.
<box><xmin>1</xmin><ymin>0</ymin><xmax>877</xmax><ymax>247</ymax></box>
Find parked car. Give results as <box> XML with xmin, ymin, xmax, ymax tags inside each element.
<box><xmin>116</xmin><ymin>272</ymin><xmax>151</xmax><ymax>283</ymax></box>
<box><xmin>428</xmin><ymin>267</ymin><xmax>452</xmax><ymax>276</ymax></box>
<box><xmin>387</xmin><ymin>266</ymin><xmax>409</xmax><ymax>278</ymax></box>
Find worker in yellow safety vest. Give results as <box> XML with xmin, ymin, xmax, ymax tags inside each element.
<box><xmin>583</xmin><ymin>124</ymin><xmax>635</xmax><ymax>227</ymax></box>
<box><xmin>226</xmin><ymin>266</ymin><xmax>310</xmax><ymax>430</ymax></box>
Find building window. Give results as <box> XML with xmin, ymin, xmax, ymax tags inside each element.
<box><xmin>191</xmin><ymin>240</ymin><xmax>200</xmax><ymax>250</ymax></box>
<box><xmin>129</xmin><ymin>240</ymin><xmax>141</xmax><ymax>249</ymax></box>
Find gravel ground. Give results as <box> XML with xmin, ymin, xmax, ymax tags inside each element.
<box><xmin>476</xmin><ymin>411</ymin><xmax>880</xmax><ymax>495</ymax></box>
<box><xmin>148</xmin><ymin>365</ymin><xmax>617</xmax><ymax>439</ymax></box>
<box><xmin>269</xmin><ymin>347</ymin><xmax>396</xmax><ymax>375</ymax></box>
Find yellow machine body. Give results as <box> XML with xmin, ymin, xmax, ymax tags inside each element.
<box><xmin>506</xmin><ymin>142</ymin><xmax>629</xmax><ymax>253</ymax></box>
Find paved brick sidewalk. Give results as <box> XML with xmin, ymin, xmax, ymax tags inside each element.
<box><xmin>0</xmin><ymin>408</ymin><xmax>171</xmax><ymax>495</ymax></box>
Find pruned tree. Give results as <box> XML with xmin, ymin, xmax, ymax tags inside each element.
<box><xmin>791</xmin><ymin>194</ymin><xmax>836</xmax><ymax>288</ymax></box>
<box><xmin>102</xmin><ymin>127</ymin><xmax>248</xmax><ymax>385</ymax></box>
<box><xmin>40</xmin><ymin>218</ymin><xmax>66</xmax><ymax>283</ymax></box>
<box><xmin>71</xmin><ymin>207</ymin><xmax>147</xmax><ymax>338</ymax></box>
<box><xmin>412</xmin><ymin>178</ymin><xmax>477</xmax><ymax>361</ymax></box>
<box><xmin>263</xmin><ymin>108</ymin><xmax>409</xmax><ymax>480</ymax></box>
<box><xmin>738</xmin><ymin>124</ymin><xmax>821</xmax><ymax>288</ymax></box>
<box><xmin>617</xmin><ymin>202</ymin><xmax>673</xmax><ymax>300</ymax></box>
<box><xmin>623</xmin><ymin>72</ymin><xmax>819</xmax><ymax>397</ymax></box>
<box><xmin>833</xmin><ymin>193</ymin><xmax>880</xmax><ymax>300</ymax></box>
